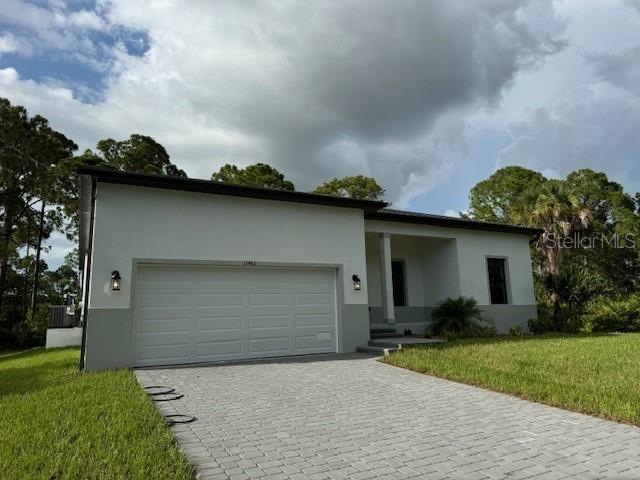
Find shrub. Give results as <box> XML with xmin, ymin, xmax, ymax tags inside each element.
<box><xmin>441</xmin><ymin>330</ymin><xmax>467</xmax><ymax>342</ymax></box>
<box><xmin>477</xmin><ymin>325</ymin><xmax>498</xmax><ymax>337</ymax></box>
<box><xmin>583</xmin><ymin>295</ymin><xmax>640</xmax><ymax>333</ymax></box>
<box><xmin>508</xmin><ymin>324</ymin><xmax>524</xmax><ymax>336</ymax></box>
<box><xmin>430</xmin><ymin>297</ymin><xmax>492</xmax><ymax>337</ymax></box>
<box><xmin>528</xmin><ymin>304</ymin><xmax>555</xmax><ymax>334</ymax></box>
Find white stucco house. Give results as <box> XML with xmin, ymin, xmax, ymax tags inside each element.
<box><xmin>77</xmin><ymin>167</ymin><xmax>539</xmax><ymax>371</ymax></box>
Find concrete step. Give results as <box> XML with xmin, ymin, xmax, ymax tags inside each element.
<box><xmin>370</xmin><ymin>331</ymin><xmax>400</xmax><ymax>339</ymax></box>
<box><xmin>369</xmin><ymin>338</ymin><xmax>404</xmax><ymax>348</ymax></box>
<box><xmin>369</xmin><ymin>337</ymin><xmax>447</xmax><ymax>349</ymax></box>
<box><xmin>356</xmin><ymin>345</ymin><xmax>399</xmax><ymax>356</ymax></box>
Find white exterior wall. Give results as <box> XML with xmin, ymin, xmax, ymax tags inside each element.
<box><xmin>84</xmin><ymin>183</ymin><xmax>370</xmax><ymax>370</ymax></box>
<box><xmin>89</xmin><ymin>184</ymin><xmax>369</xmax><ymax>309</ymax></box>
<box><xmin>455</xmin><ymin>230</ymin><xmax>536</xmax><ymax>305</ymax></box>
<box><xmin>365</xmin><ymin>220</ymin><xmax>536</xmax><ymax>306</ymax></box>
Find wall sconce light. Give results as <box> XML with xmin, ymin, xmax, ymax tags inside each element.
<box><xmin>111</xmin><ymin>270</ymin><xmax>122</xmax><ymax>291</ymax></box>
<box><xmin>352</xmin><ymin>274</ymin><xmax>361</xmax><ymax>291</ymax></box>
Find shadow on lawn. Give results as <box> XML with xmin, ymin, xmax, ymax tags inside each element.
<box><xmin>0</xmin><ymin>348</ymin><xmax>80</xmax><ymax>397</ymax></box>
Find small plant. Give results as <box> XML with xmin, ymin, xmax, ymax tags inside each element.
<box><xmin>442</xmin><ymin>330</ymin><xmax>467</xmax><ymax>342</ymax></box>
<box><xmin>430</xmin><ymin>296</ymin><xmax>492</xmax><ymax>338</ymax></box>
<box><xmin>508</xmin><ymin>324</ymin><xmax>524</xmax><ymax>336</ymax></box>
<box><xmin>478</xmin><ymin>325</ymin><xmax>498</xmax><ymax>337</ymax></box>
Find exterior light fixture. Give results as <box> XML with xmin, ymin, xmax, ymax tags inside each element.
<box><xmin>111</xmin><ymin>270</ymin><xmax>122</xmax><ymax>291</ymax></box>
<box><xmin>352</xmin><ymin>274</ymin><xmax>361</xmax><ymax>291</ymax></box>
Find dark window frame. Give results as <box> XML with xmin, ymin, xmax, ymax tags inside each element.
<box><xmin>391</xmin><ymin>259</ymin><xmax>407</xmax><ymax>307</ymax></box>
<box><xmin>486</xmin><ymin>257</ymin><xmax>509</xmax><ymax>305</ymax></box>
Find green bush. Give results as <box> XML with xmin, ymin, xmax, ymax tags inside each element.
<box><xmin>508</xmin><ymin>324</ymin><xmax>524</xmax><ymax>336</ymax></box>
<box><xmin>430</xmin><ymin>297</ymin><xmax>493</xmax><ymax>338</ymax></box>
<box><xmin>478</xmin><ymin>325</ymin><xmax>498</xmax><ymax>337</ymax></box>
<box><xmin>528</xmin><ymin>304</ymin><xmax>555</xmax><ymax>333</ymax></box>
<box><xmin>583</xmin><ymin>295</ymin><xmax>640</xmax><ymax>333</ymax></box>
<box><xmin>441</xmin><ymin>330</ymin><xmax>467</xmax><ymax>342</ymax></box>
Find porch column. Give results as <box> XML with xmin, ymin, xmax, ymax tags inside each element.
<box><xmin>379</xmin><ymin>233</ymin><xmax>395</xmax><ymax>324</ymax></box>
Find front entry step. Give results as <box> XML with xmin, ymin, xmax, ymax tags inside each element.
<box><xmin>370</xmin><ymin>328</ymin><xmax>398</xmax><ymax>339</ymax></box>
<box><xmin>358</xmin><ymin>336</ymin><xmax>448</xmax><ymax>356</ymax></box>
<box><xmin>356</xmin><ymin>345</ymin><xmax>399</xmax><ymax>356</ymax></box>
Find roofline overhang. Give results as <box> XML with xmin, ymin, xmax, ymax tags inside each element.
<box><xmin>365</xmin><ymin>210</ymin><xmax>542</xmax><ymax>236</ymax></box>
<box><xmin>77</xmin><ymin>167</ymin><xmax>541</xmax><ymax>237</ymax></box>
<box><xmin>76</xmin><ymin>167</ymin><xmax>388</xmax><ymax>214</ymax></box>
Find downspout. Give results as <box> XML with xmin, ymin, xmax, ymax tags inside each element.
<box><xmin>79</xmin><ymin>178</ymin><xmax>97</xmax><ymax>371</ymax></box>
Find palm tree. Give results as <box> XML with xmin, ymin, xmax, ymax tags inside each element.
<box><xmin>513</xmin><ymin>180</ymin><xmax>594</xmax><ymax>329</ymax></box>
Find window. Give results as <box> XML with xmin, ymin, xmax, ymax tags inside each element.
<box><xmin>391</xmin><ymin>260</ymin><xmax>406</xmax><ymax>306</ymax></box>
<box><xmin>487</xmin><ymin>258</ymin><xmax>508</xmax><ymax>304</ymax></box>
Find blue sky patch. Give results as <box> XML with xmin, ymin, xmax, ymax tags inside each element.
<box><xmin>0</xmin><ymin>4</ymin><xmax>150</xmax><ymax>103</ymax></box>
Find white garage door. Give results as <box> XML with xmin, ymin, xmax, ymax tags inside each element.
<box><xmin>134</xmin><ymin>265</ymin><xmax>337</xmax><ymax>367</ymax></box>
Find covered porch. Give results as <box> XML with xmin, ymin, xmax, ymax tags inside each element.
<box><xmin>365</xmin><ymin>231</ymin><xmax>461</xmax><ymax>334</ymax></box>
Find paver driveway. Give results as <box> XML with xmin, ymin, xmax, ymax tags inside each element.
<box><xmin>135</xmin><ymin>354</ymin><xmax>640</xmax><ymax>480</ymax></box>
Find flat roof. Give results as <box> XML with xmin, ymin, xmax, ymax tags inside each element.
<box><xmin>77</xmin><ymin>167</ymin><xmax>540</xmax><ymax>243</ymax></box>
<box><xmin>77</xmin><ymin>166</ymin><xmax>387</xmax><ymax>213</ymax></box>
<box><xmin>366</xmin><ymin>208</ymin><xmax>541</xmax><ymax>235</ymax></box>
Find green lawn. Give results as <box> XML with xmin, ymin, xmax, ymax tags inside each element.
<box><xmin>384</xmin><ymin>333</ymin><xmax>640</xmax><ymax>426</ymax></box>
<box><xmin>0</xmin><ymin>348</ymin><xmax>194</xmax><ymax>479</ymax></box>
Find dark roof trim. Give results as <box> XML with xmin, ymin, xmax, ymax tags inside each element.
<box><xmin>77</xmin><ymin>167</ymin><xmax>540</xmax><ymax>235</ymax></box>
<box><xmin>366</xmin><ymin>209</ymin><xmax>541</xmax><ymax>235</ymax></box>
<box><xmin>77</xmin><ymin>167</ymin><xmax>387</xmax><ymax>213</ymax></box>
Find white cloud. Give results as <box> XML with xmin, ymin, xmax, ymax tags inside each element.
<box><xmin>4</xmin><ymin>0</ymin><xmax>639</xmax><ymax>265</ymax></box>
<box><xmin>0</xmin><ymin>33</ymin><xmax>20</xmax><ymax>54</ymax></box>
<box><xmin>0</xmin><ymin>0</ymin><xmax>566</xmax><ymax>206</ymax></box>
<box><xmin>491</xmin><ymin>0</ymin><xmax>640</xmax><ymax>194</ymax></box>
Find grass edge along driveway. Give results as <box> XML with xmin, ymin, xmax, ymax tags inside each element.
<box><xmin>0</xmin><ymin>348</ymin><xmax>194</xmax><ymax>479</ymax></box>
<box><xmin>383</xmin><ymin>333</ymin><xmax>640</xmax><ymax>426</ymax></box>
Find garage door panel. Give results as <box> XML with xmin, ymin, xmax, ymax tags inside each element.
<box><xmin>138</xmin><ymin>317</ymin><xmax>192</xmax><ymax>333</ymax></box>
<box><xmin>248</xmin><ymin>336</ymin><xmax>290</xmax><ymax>354</ymax></box>
<box><xmin>138</xmin><ymin>307</ymin><xmax>192</xmax><ymax>320</ymax></box>
<box><xmin>293</xmin><ymin>305</ymin><xmax>335</xmax><ymax>323</ymax></box>
<box><xmin>137</xmin><ymin>331</ymin><xmax>191</xmax><ymax>345</ymax></box>
<box><xmin>249</xmin><ymin>314</ymin><xmax>290</xmax><ymax>329</ymax></box>
<box><xmin>135</xmin><ymin>265</ymin><xmax>336</xmax><ymax>366</ymax></box>
<box><xmin>197</xmin><ymin>293</ymin><xmax>243</xmax><ymax>307</ymax></box>
<box><xmin>295</xmin><ymin>333</ymin><xmax>333</xmax><ymax>351</ymax></box>
<box><xmin>196</xmin><ymin>339</ymin><xmax>244</xmax><ymax>358</ymax></box>
<box><xmin>295</xmin><ymin>313</ymin><xmax>333</xmax><ymax>327</ymax></box>
<box><xmin>296</xmin><ymin>293</ymin><xmax>331</xmax><ymax>306</ymax></box>
<box><xmin>249</xmin><ymin>292</ymin><xmax>290</xmax><ymax>306</ymax></box>
<box><xmin>138</xmin><ymin>280</ymin><xmax>195</xmax><ymax>290</ymax></box>
<box><xmin>197</xmin><ymin>316</ymin><xmax>244</xmax><ymax>331</ymax></box>
<box><xmin>196</xmin><ymin>306</ymin><xmax>245</xmax><ymax>318</ymax></box>
<box><xmin>140</xmin><ymin>294</ymin><xmax>191</xmax><ymax>308</ymax></box>
<box><xmin>139</xmin><ymin>344</ymin><xmax>190</xmax><ymax>363</ymax></box>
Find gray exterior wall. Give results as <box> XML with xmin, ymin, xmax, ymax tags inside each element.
<box><xmin>369</xmin><ymin>304</ymin><xmax>536</xmax><ymax>334</ymax></box>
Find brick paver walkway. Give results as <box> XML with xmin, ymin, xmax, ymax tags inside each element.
<box><xmin>135</xmin><ymin>354</ymin><xmax>640</xmax><ymax>480</ymax></box>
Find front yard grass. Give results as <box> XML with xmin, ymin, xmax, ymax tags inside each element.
<box><xmin>384</xmin><ymin>333</ymin><xmax>640</xmax><ymax>426</ymax></box>
<box><xmin>0</xmin><ymin>348</ymin><xmax>194</xmax><ymax>479</ymax></box>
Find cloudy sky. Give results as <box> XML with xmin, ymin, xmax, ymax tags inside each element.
<box><xmin>1</xmin><ymin>0</ymin><xmax>640</xmax><ymax>268</ymax></box>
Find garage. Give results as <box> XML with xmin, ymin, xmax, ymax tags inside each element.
<box><xmin>133</xmin><ymin>265</ymin><xmax>337</xmax><ymax>367</ymax></box>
